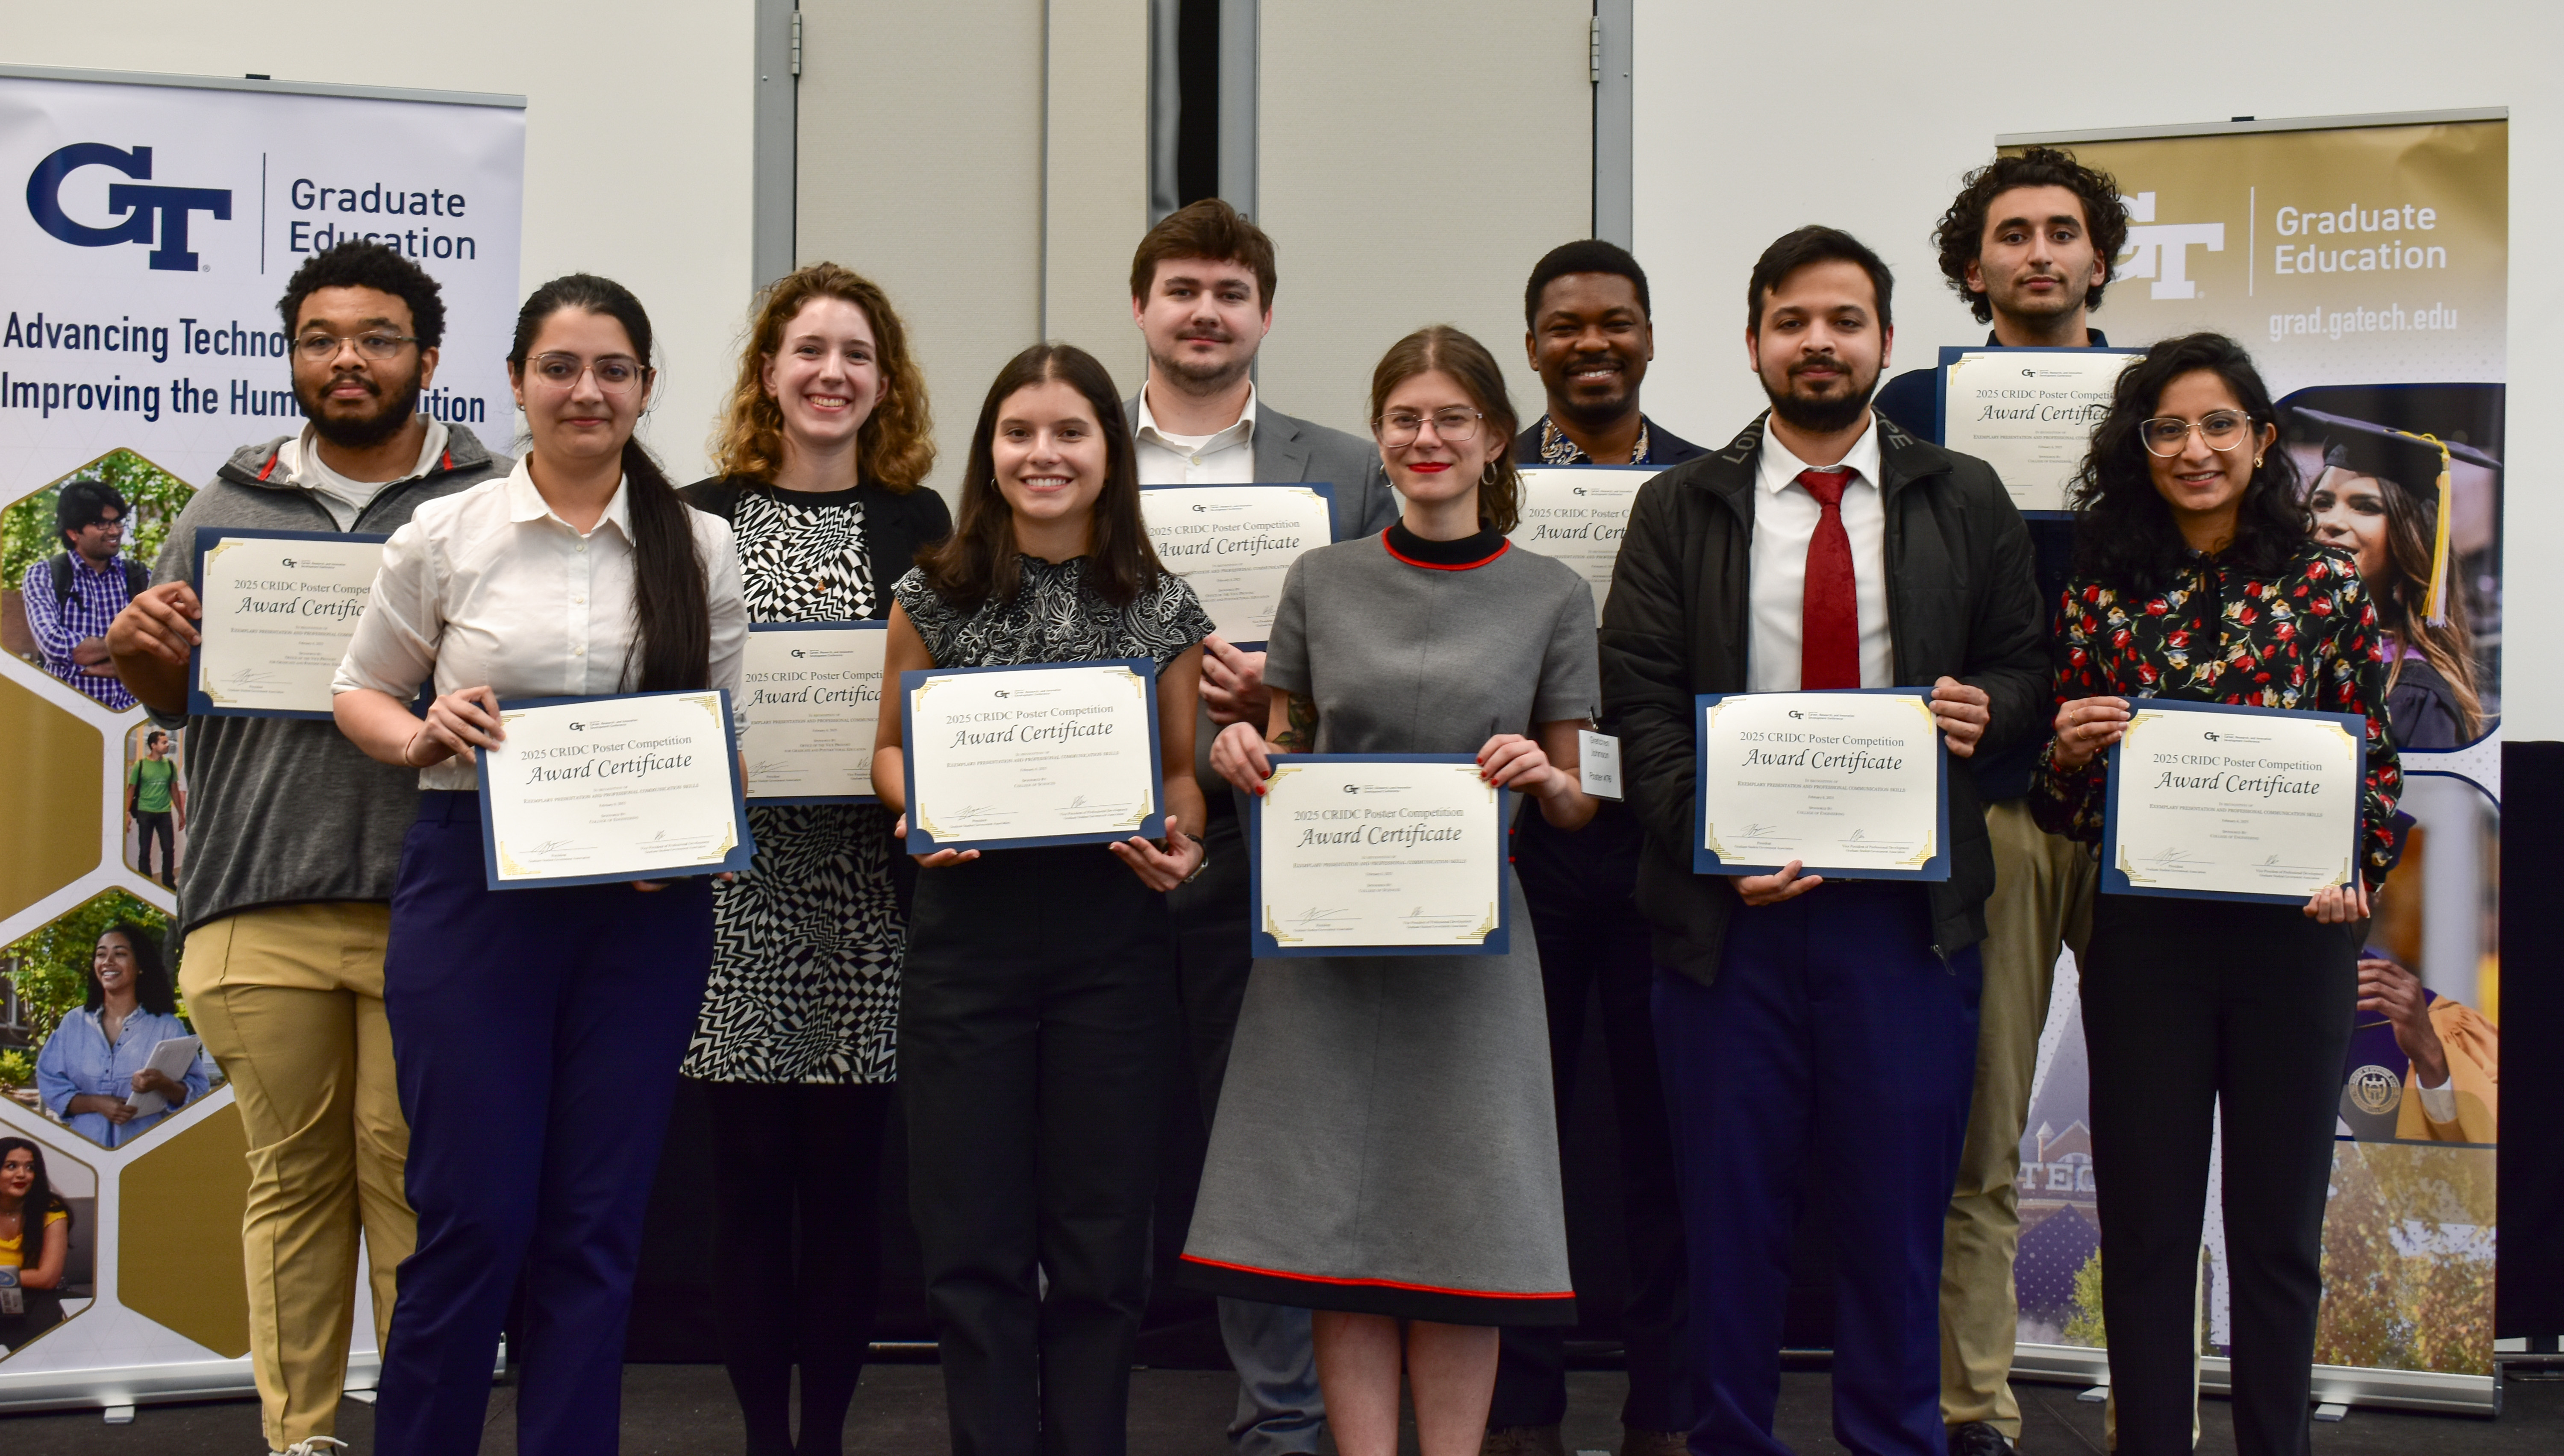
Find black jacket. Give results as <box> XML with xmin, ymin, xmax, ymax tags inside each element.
<box><xmin>680</xmin><ymin>475</ymin><xmax>953</xmax><ymax>619</ymax></box>
<box><xmin>1597</xmin><ymin>413</ymin><xmax>2047</xmax><ymax>984</ymax></box>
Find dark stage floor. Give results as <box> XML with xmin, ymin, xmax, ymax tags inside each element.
<box><xmin>8</xmin><ymin>1364</ymin><xmax>2558</xmax><ymax>1454</ymax></box>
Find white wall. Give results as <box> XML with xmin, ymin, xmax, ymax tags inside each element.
<box><xmin>9</xmin><ymin>1</ymin><xmax>759</xmax><ymax>483</ymax></box>
<box><xmin>1630</xmin><ymin>0</ymin><xmax>2563</xmax><ymax>736</ymax></box>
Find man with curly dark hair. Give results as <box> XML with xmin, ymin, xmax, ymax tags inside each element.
<box><xmin>1873</xmin><ymin>147</ymin><xmax>2127</xmax><ymax>1456</ymax></box>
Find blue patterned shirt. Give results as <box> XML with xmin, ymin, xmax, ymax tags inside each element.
<box><xmin>19</xmin><ymin>553</ymin><xmax>138</xmax><ymax>710</ymax></box>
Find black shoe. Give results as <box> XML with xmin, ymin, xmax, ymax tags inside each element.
<box><xmin>1949</xmin><ymin>1423</ymin><xmax>2017</xmax><ymax>1456</ymax></box>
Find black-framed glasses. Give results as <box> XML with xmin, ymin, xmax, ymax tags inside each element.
<box><xmin>2141</xmin><ymin>410</ymin><xmax>2253</xmax><ymax>458</ymax></box>
<box><xmin>1375</xmin><ymin>407</ymin><xmax>1483</xmax><ymax>447</ymax></box>
<box><xmin>295</xmin><ymin>332</ymin><xmax>418</xmax><ymax>361</ymax></box>
<box><xmin>526</xmin><ymin>352</ymin><xmax>648</xmax><ymax>394</ymax></box>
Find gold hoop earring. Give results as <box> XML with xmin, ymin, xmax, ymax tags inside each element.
<box><xmin>1482</xmin><ymin>460</ymin><xmax>1500</xmax><ymax>486</ymax></box>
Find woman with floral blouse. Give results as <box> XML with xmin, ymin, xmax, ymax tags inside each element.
<box><xmin>2033</xmin><ymin>333</ymin><xmax>2397</xmax><ymax>1456</ymax></box>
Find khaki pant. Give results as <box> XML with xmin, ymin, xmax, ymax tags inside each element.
<box><xmin>180</xmin><ymin>903</ymin><xmax>415</xmax><ymax>1451</ymax></box>
<box><xmin>1940</xmin><ymin>799</ymin><xmax>2094</xmax><ymax>1438</ymax></box>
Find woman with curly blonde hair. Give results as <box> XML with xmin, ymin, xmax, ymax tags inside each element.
<box><xmin>680</xmin><ymin>262</ymin><xmax>950</xmax><ymax>1456</ymax></box>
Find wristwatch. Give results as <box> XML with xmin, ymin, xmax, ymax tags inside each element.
<box><xmin>1179</xmin><ymin>833</ymin><xmax>1209</xmax><ymax>885</ymax></box>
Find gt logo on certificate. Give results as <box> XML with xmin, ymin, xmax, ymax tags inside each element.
<box><xmin>1138</xmin><ymin>484</ymin><xmax>1334</xmax><ymax>647</ymax></box>
<box><xmin>478</xmin><ymin>690</ymin><xmax>755</xmax><ymax>889</ymax></box>
<box><xmin>741</xmin><ymin>621</ymin><xmax>886</xmax><ymax>802</ymax></box>
<box><xmin>1508</xmin><ymin>466</ymin><xmax>1653</xmax><ymax>625</ymax></box>
<box><xmin>189</xmin><ymin>528</ymin><xmax>388</xmax><ymax>718</ymax></box>
<box><xmin>2101</xmin><ymin>699</ymin><xmax>2365</xmax><ymax>904</ymax></box>
<box><xmin>1937</xmin><ymin>347</ymin><xmax>2139</xmax><ymax>512</ymax></box>
<box><xmin>1693</xmin><ymin>690</ymin><xmax>1949</xmax><ymax>880</ymax></box>
<box><xmin>1250</xmin><ymin>754</ymin><xmax>1510</xmax><ymax>957</ymax></box>
<box><xmin>900</xmin><ymin>658</ymin><xmax>1165</xmax><ymax>852</ymax></box>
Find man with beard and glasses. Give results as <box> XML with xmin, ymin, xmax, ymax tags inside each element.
<box><xmin>1122</xmin><ymin>197</ymin><xmax>1397</xmax><ymax>1456</ymax></box>
<box><xmin>1870</xmin><ymin>149</ymin><xmax>2130</xmax><ymax>1456</ymax></box>
<box><xmin>1481</xmin><ymin>239</ymin><xmax>1703</xmax><ymax>1456</ymax></box>
<box><xmin>105</xmin><ymin>240</ymin><xmax>506</xmax><ymax>1456</ymax></box>
<box><xmin>1598</xmin><ymin>227</ymin><xmax>2044</xmax><ymax>1456</ymax></box>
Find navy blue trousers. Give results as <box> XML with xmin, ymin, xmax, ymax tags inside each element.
<box><xmin>1654</xmin><ymin>881</ymin><xmax>1980</xmax><ymax>1456</ymax></box>
<box><xmin>375</xmin><ymin>792</ymin><xmax>714</xmax><ymax>1456</ymax></box>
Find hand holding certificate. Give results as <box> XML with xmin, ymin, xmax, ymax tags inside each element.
<box><xmin>1692</xmin><ymin>690</ymin><xmax>1950</xmax><ymax>881</ymax></box>
<box><xmin>190</xmin><ymin>528</ymin><xmax>389</xmax><ymax>717</ymax></box>
<box><xmin>740</xmin><ymin>621</ymin><xmax>887</xmax><ymax>801</ymax></box>
<box><xmin>1138</xmin><ymin>484</ymin><xmax>1335</xmax><ymax>647</ymax></box>
<box><xmin>1250</xmin><ymin>754</ymin><xmax>1509</xmax><ymax>956</ymax></box>
<box><xmin>478</xmin><ymin>690</ymin><xmax>755</xmax><ymax>889</ymax></box>
<box><xmin>2100</xmin><ymin>699</ymin><xmax>2365</xmax><ymax>905</ymax></box>
<box><xmin>898</xmin><ymin>659</ymin><xmax>1166</xmax><ymax>853</ymax></box>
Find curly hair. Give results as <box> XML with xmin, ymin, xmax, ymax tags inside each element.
<box><xmin>87</xmin><ymin>921</ymin><xmax>179</xmax><ymax>1016</ymax></box>
<box><xmin>2068</xmin><ymin>334</ymin><xmax>2309</xmax><ymax>597</ymax></box>
<box><xmin>275</xmin><ymin>239</ymin><xmax>448</xmax><ymax>348</ymax></box>
<box><xmin>1368</xmin><ymin>326</ymin><xmax>1523</xmax><ymax>534</ymax></box>
<box><xmin>712</xmin><ymin>263</ymin><xmax>935</xmax><ymax>493</ymax></box>
<box><xmin>1933</xmin><ymin>147</ymin><xmax>2130</xmax><ymax>325</ymax></box>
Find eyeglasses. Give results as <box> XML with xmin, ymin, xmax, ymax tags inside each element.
<box><xmin>295</xmin><ymin>332</ymin><xmax>417</xmax><ymax>361</ymax></box>
<box><xmin>2141</xmin><ymin>410</ymin><xmax>2253</xmax><ymax>458</ymax></box>
<box><xmin>1375</xmin><ymin>408</ymin><xmax>1484</xmax><ymax>448</ymax></box>
<box><xmin>525</xmin><ymin>352</ymin><xmax>648</xmax><ymax>395</ymax></box>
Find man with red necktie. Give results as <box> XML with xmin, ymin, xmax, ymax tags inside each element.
<box><xmin>1597</xmin><ymin>226</ymin><xmax>2046</xmax><ymax>1456</ymax></box>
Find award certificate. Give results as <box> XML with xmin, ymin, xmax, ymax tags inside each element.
<box><xmin>1508</xmin><ymin>466</ymin><xmax>1653</xmax><ymax>625</ymax></box>
<box><xmin>478</xmin><ymin>690</ymin><xmax>754</xmax><ymax>889</ymax></box>
<box><xmin>2101</xmin><ymin>699</ymin><xmax>2365</xmax><ymax>904</ymax></box>
<box><xmin>1693</xmin><ymin>690</ymin><xmax>1949</xmax><ymax>880</ymax></box>
<box><xmin>188</xmin><ymin>528</ymin><xmax>388</xmax><ymax>719</ymax></box>
<box><xmin>1139</xmin><ymin>483</ymin><xmax>1335</xmax><ymax>648</ymax></box>
<box><xmin>1249</xmin><ymin>754</ymin><xmax>1509</xmax><ymax>957</ymax></box>
<box><xmin>1937</xmin><ymin>347</ymin><xmax>2140</xmax><ymax>512</ymax></box>
<box><xmin>741</xmin><ymin>621</ymin><xmax>887</xmax><ymax>802</ymax></box>
<box><xmin>901</xmin><ymin>658</ymin><xmax>1164</xmax><ymax>852</ymax></box>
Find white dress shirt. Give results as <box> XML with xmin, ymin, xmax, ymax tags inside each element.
<box><xmin>332</xmin><ymin>457</ymin><xmax>750</xmax><ymax>790</ymax></box>
<box><xmin>1747</xmin><ymin>417</ymin><xmax>1894</xmax><ymax>693</ymax></box>
<box><xmin>1135</xmin><ymin>381</ymin><xmax>1259</xmax><ymax>485</ymax></box>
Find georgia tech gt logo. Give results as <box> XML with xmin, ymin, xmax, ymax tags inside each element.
<box><xmin>26</xmin><ymin>143</ymin><xmax>232</xmax><ymax>271</ymax></box>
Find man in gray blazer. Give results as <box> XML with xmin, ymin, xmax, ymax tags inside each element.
<box><xmin>1124</xmin><ymin>199</ymin><xmax>1397</xmax><ymax>1456</ymax></box>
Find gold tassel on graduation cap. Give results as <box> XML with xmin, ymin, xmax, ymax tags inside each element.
<box><xmin>2399</xmin><ymin>430</ymin><xmax>2456</xmax><ymax>625</ymax></box>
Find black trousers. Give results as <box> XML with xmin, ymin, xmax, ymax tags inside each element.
<box><xmin>2082</xmin><ymin>894</ymin><xmax>2358</xmax><ymax>1456</ymax></box>
<box><xmin>902</xmin><ymin>845</ymin><xmax>1178</xmax><ymax>1456</ymax></box>
<box><xmin>1490</xmin><ymin>804</ymin><xmax>1690</xmax><ymax>1433</ymax></box>
<box><xmin>133</xmin><ymin>809</ymin><xmax>174</xmax><ymax>882</ymax></box>
<box><xmin>697</xmin><ymin>1078</ymin><xmax>894</xmax><ymax>1456</ymax></box>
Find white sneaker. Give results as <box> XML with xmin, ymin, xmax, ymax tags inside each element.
<box><xmin>277</xmin><ymin>1439</ymin><xmax>351</xmax><ymax>1456</ymax></box>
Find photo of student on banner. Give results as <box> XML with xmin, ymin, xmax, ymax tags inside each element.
<box><xmin>121</xmin><ymin>724</ymin><xmax>187</xmax><ymax>890</ymax></box>
<box><xmin>31</xmin><ymin>920</ymin><xmax>212</xmax><ymax>1150</ymax></box>
<box><xmin>0</xmin><ymin>1132</ymin><xmax>98</xmax><ymax>1359</ymax></box>
<box><xmin>0</xmin><ymin>451</ymin><xmax>196</xmax><ymax>713</ymax></box>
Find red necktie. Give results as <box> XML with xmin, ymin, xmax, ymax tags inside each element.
<box><xmin>1797</xmin><ymin>467</ymin><xmax>1860</xmax><ymax>690</ymax></box>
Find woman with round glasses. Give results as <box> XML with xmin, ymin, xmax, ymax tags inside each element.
<box><xmin>1183</xmin><ymin>326</ymin><xmax>1596</xmax><ymax>1456</ymax></box>
<box><xmin>333</xmin><ymin>274</ymin><xmax>749</xmax><ymax>1455</ymax></box>
<box><xmin>2032</xmin><ymin>333</ymin><xmax>2398</xmax><ymax>1456</ymax></box>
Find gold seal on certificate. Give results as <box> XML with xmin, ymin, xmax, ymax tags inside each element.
<box><xmin>1249</xmin><ymin>754</ymin><xmax>1508</xmax><ymax>956</ymax></box>
<box><xmin>188</xmin><ymin>528</ymin><xmax>388</xmax><ymax>718</ymax></box>
<box><xmin>1692</xmin><ymin>690</ymin><xmax>1949</xmax><ymax>880</ymax></box>
<box><xmin>900</xmin><ymin>658</ymin><xmax>1165</xmax><ymax>852</ymax></box>
<box><xmin>1138</xmin><ymin>484</ymin><xmax>1334</xmax><ymax>646</ymax></box>
<box><xmin>478</xmin><ymin>690</ymin><xmax>753</xmax><ymax>889</ymax></box>
<box><xmin>2102</xmin><ymin>700</ymin><xmax>2364</xmax><ymax>903</ymax></box>
<box><xmin>741</xmin><ymin>622</ymin><xmax>886</xmax><ymax>801</ymax></box>
<box><xmin>1939</xmin><ymin>348</ymin><xmax>2138</xmax><ymax>511</ymax></box>
<box><xmin>1508</xmin><ymin>466</ymin><xmax>1651</xmax><ymax>625</ymax></box>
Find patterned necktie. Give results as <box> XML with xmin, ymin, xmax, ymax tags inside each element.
<box><xmin>1797</xmin><ymin>467</ymin><xmax>1860</xmax><ymax>690</ymax></box>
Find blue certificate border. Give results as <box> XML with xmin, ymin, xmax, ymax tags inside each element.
<box><xmin>744</xmin><ymin>619</ymin><xmax>887</xmax><ymax>805</ymax></box>
<box><xmin>187</xmin><ymin>526</ymin><xmax>390</xmax><ymax>719</ymax></box>
<box><xmin>2098</xmin><ymin>696</ymin><xmax>2369</xmax><ymax>905</ymax></box>
<box><xmin>900</xmin><ymin>657</ymin><xmax>1167</xmax><ymax>853</ymax></box>
<box><xmin>1246</xmin><ymin>752</ymin><xmax>1512</xmax><ymax>959</ymax></box>
<box><xmin>476</xmin><ymin>688</ymin><xmax>756</xmax><ymax>891</ymax></box>
<box><xmin>1691</xmin><ymin>688</ymin><xmax>1952</xmax><ymax>882</ymax></box>
<box><xmin>1138</xmin><ymin>481</ymin><xmax>1337</xmax><ymax>651</ymax></box>
<box><xmin>1934</xmin><ymin>346</ymin><xmax>2142</xmax><ymax>522</ymax></box>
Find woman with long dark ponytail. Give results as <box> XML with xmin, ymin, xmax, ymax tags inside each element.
<box><xmin>332</xmin><ymin>274</ymin><xmax>750</xmax><ymax>1455</ymax></box>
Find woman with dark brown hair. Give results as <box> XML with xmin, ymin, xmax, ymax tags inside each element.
<box><xmin>679</xmin><ymin>263</ymin><xmax>949</xmax><ymax>1456</ymax></box>
<box><xmin>870</xmin><ymin>341</ymin><xmax>1210</xmax><ymax>1456</ymax></box>
<box><xmin>1180</xmin><ymin>326</ymin><xmax>1597</xmax><ymax>1456</ymax></box>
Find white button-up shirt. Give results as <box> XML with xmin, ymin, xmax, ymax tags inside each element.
<box><xmin>1747</xmin><ymin>417</ymin><xmax>1894</xmax><ymax>693</ymax></box>
<box><xmin>1135</xmin><ymin>381</ymin><xmax>1259</xmax><ymax>485</ymax></box>
<box><xmin>332</xmin><ymin>457</ymin><xmax>750</xmax><ymax>790</ymax></box>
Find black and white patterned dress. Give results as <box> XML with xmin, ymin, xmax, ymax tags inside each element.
<box><xmin>892</xmin><ymin>555</ymin><xmax>1215</xmax><ymax>671</ymax></box>
<box><xmin>684</xmin><ymin>486</ymin><xmax>906</xmax><ymax>1084</ymax></box>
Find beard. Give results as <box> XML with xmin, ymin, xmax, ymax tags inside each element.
<box><xmin>1762</xmin><ymin>355</ymin><xmax>1878</xmax><ymax>435</ymax></box>
<box><xmin>297</xmin><ymin>367</ymin><xmax>422</xmax><ymax>449</ymax></box>
<box><xmin>1553</xmin><ymin>358</ymin><xmax>1635</xmax><ymax>430</ymax></box>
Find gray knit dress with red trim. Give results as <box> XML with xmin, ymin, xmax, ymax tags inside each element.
<box><xmin>1179</xmin><ymin>527</ymin><xmax>1591</xmax><ymax>1325</ymax></box>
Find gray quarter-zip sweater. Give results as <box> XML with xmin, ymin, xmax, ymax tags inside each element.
<box><xmin>147</xmin><ymin>425</ymin><xmax>509</xmax><ymax>933</ymax></box>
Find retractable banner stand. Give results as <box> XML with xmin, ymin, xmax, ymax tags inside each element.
<box><xmin>0</xmin><ymin>67</ymin><xmax>521</xmax><ymax>1412</ymax></box>
<box><xmin>1995</xmin><ymin>113</ymin><xmax>2506</xmax><ymax>1415</ymax></box>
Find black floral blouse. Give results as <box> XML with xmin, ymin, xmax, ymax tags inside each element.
<box><xmin>2031</xmin><ymin>540</ymin><xmax>2402</xmax><ymax>888</ymax></box>
<box><xmin>893</xmin><ymin>556</ymin><xmax>1213</xmax><ymax>670</ymax></box>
